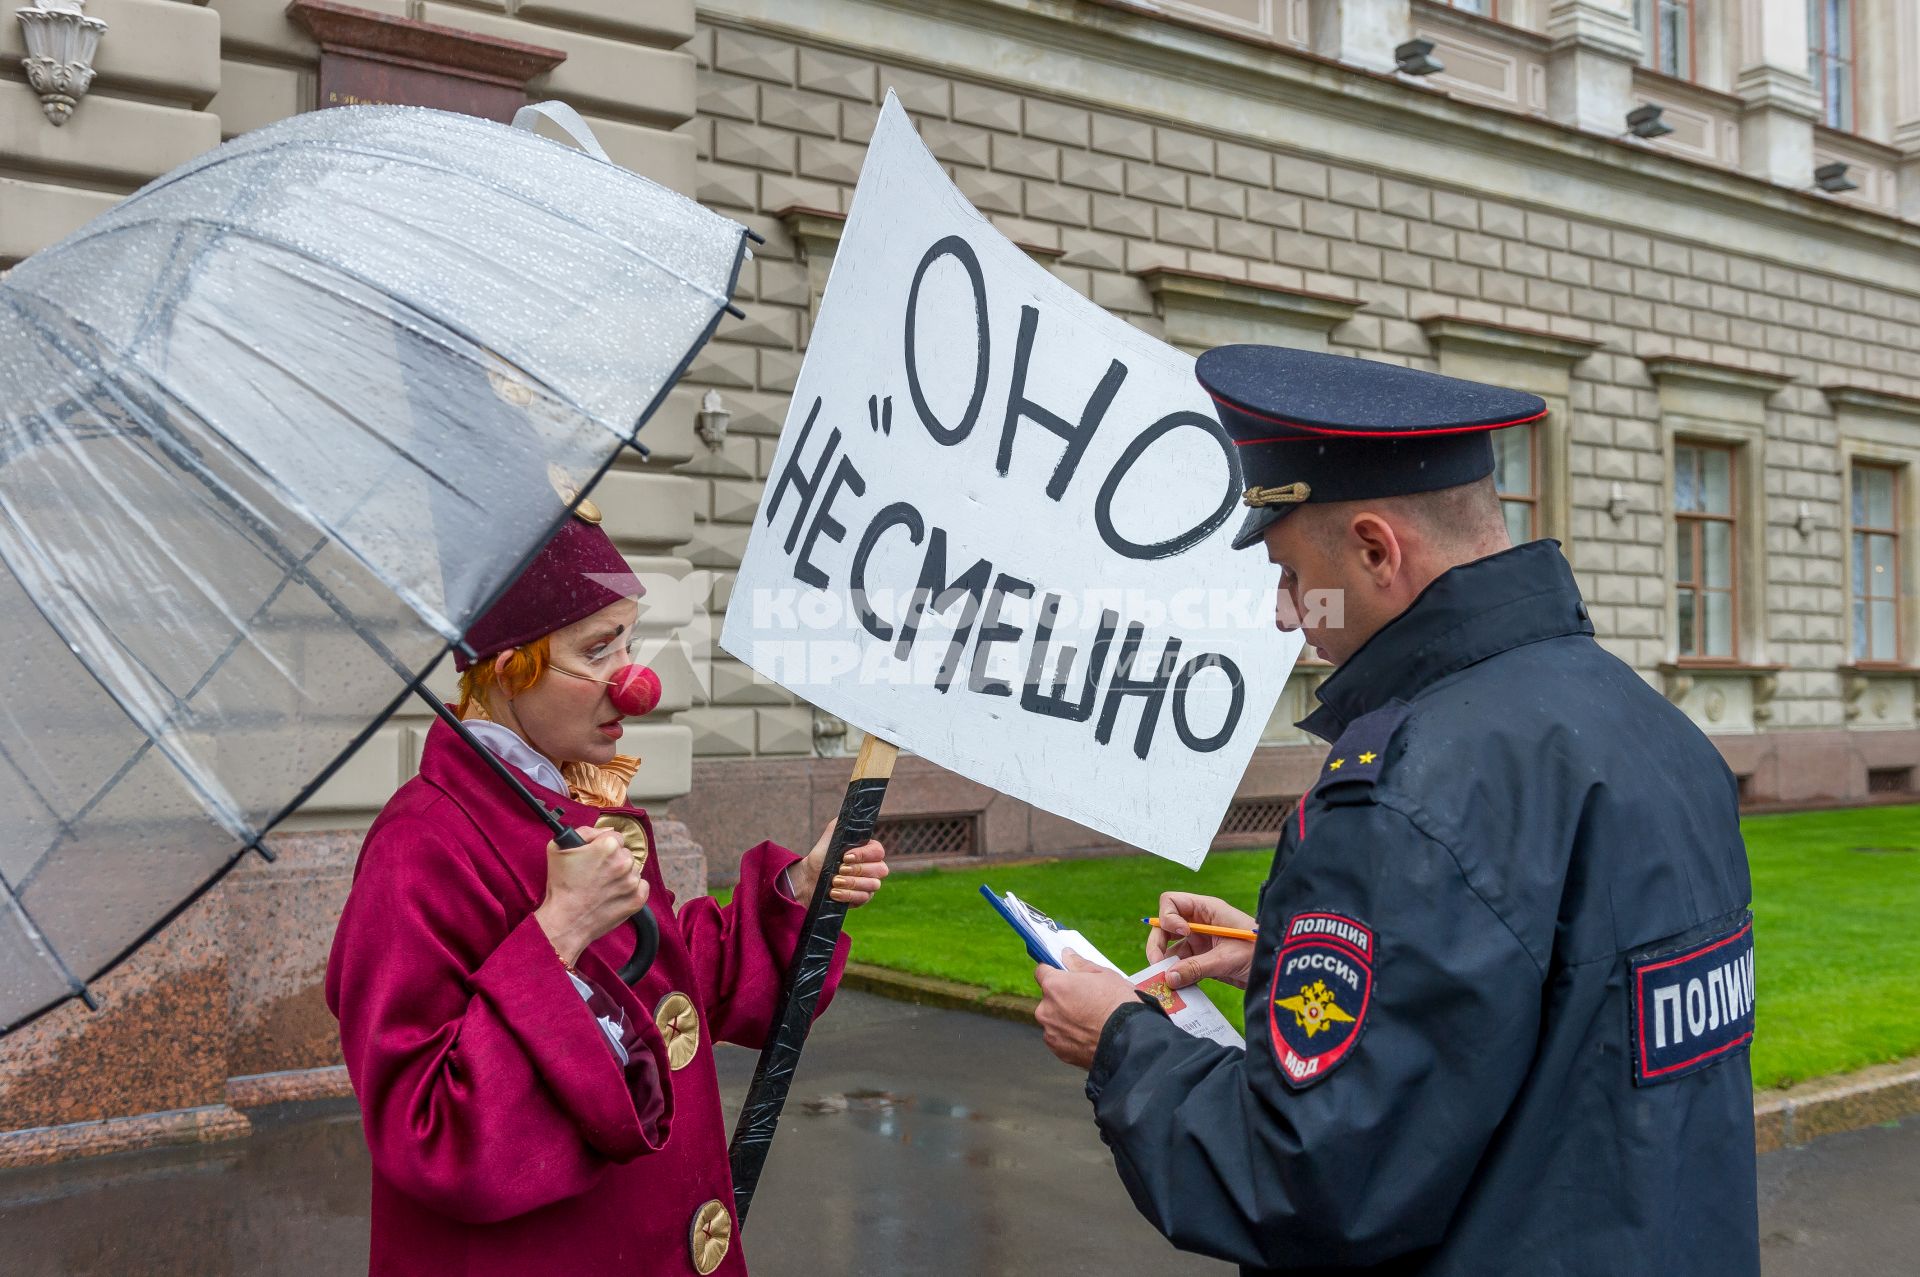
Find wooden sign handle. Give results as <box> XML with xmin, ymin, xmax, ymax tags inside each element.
<box><xmin>726</xmin><ymin>734</ymin><xmax>898</xmax><ymax>1221</ymax></box>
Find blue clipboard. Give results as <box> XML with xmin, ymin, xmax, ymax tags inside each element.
<box><xmin>979</xmin><ymin>884</ymin><xmax>1065</xmax><ymax>969</ymax></box>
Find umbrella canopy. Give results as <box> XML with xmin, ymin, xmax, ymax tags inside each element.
<box><xmin>0</xmin><ymin>104</ymin><xmax>748</xmax><ymax>1033</ymax></box>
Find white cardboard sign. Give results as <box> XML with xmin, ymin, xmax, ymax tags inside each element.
<box><xmin>720</xmin><ymin>95</ymin><xmax>1301</xmax><ymax>866</ymax></box>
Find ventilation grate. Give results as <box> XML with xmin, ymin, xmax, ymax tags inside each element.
<box><xmin>1218</xmin><ymin>797</ymin><xmax>1295</xmax><ymax>841</ymax></box>
<box><xmin>875</xmin><ymin>813</ymin><xmax>979</xmax><ymax>857</ymax></box>
<box><xmin>1868</xmin><ymin>766</ymin><xmax>1914</xmax><ymax>795</ymax></box>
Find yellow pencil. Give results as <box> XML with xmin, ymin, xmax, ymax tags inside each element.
<box><xmin>1141</xmin><ymin>917</ymin><xmax>1258</xmax><ymax>942</ymax></box>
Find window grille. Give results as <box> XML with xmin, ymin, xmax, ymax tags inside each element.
<box><xmin>875</xmin><ymin>813</ymin><xmax>979</xmax><ymax>857</ymax></box>
<box><xmin>1218</xmin><ymin>797</ymin><xmax>1294</xmax><ymax>842</ymax></box>
<box><xmin>1867</xmin><ymin>767</ymin><xmax>1913</xmax><ymax>796</ymax></box>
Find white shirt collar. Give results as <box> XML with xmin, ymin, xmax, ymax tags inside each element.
<box><xmin>460</xmin><ymin>719</ymin><xmax>568</xmax><ymax>798</ymax></box>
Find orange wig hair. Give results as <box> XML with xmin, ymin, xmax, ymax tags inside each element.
<box><xmin>455</xmin><ymin>635</ymin><xmax>553</xmax><ymax>720</ymax></box>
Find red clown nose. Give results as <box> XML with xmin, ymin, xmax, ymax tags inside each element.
<box><xmin>608</xmin><ymin>664</ymin><xmax>662</xmax><ymax>718</ymax></box>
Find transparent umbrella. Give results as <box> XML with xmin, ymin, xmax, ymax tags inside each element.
<box><xmin>0</xmin><ymin>102</ymin><xmax>749</xmax><ymax>1033</ymax></box>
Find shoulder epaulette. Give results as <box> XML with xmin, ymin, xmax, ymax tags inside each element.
<box><xmin>1311</xmin><ymin>700</ymin><xmax>1412</xmax><ymax>802</ymax></box>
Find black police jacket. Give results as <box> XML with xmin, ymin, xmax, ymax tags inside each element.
<box><xmin>1086</xmin><ymin>540</ymin><xmax>1758</xmax><ymax>1276</ymax></box>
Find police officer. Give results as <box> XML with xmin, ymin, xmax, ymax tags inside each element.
<box><xmin>1032</xmin><ymin>346</ymin><xmax>1758</xmax><ymax>1275</ymax></box>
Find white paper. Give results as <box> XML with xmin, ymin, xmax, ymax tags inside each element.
<box><xmin>994</xmin><ymin>889</ymin><xmax>1245</xmax><ymax>1050</ymax></box>
<box><xmin>1129</xmin><ymin>956</ymin><xmax>1246</xmax><ymax>1050</ymax></box>
<box><xmin>1002</xmin><ymin>890</ymin><xmax>1129</xmax><ymax>976</ymax></box>
<box><xmin>721</xmin><ymin>93</ymin><xmax>1300</xmax><ymax>867</ymax></box>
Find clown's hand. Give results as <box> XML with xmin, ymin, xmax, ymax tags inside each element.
<box><xmin>788</xmin><ymin>819</ymin><xmax>890</xmax><ymax>906</ymax></box>
<box><xmin>536</xmin><ymin>827</ymin><xmax>649</xmax><ymax>967</ymax></box>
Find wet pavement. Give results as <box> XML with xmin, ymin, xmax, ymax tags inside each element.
<box><xmin>1757</xmin><ymin>1112</ymin><xmax>1920</xmax><ymax>1277</ymax></box>
<box><xmin>0</xmin><ymin>990</ymin><xmax>1913</xmax><ymax>1275</ymax></box>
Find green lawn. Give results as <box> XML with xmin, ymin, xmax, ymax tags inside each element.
<box><xmin>1745</xmin><ymin>804</ymin><xmax>1920</xmax><ymax>1087</ymax></box>
<box><xmin>811</xmin><ymin>805</ymin><xmax>1920</xmax><ymax>1090</ymax></box>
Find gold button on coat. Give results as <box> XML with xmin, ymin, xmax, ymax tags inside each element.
<box><xmin>655</xmin><ymin>992</ymin><xmax>701</xmax><ymax>1071</ymax></box>
<box><xmin>689</xmin><ymin>1198</ymin><xmax>732</xmax><ymax>1274</ymax></box>
<box><xmin>593</xmin><ymin>813</ymin><xmax>650</xmax><ymax>874</ymax></box>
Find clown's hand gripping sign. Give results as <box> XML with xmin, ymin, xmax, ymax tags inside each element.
<box><xmin>721</xmin><ymin>94</ymin><xmax>1302</xmax><ymax>867</ymax></box>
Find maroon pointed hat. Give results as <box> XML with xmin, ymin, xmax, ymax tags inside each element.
<box><xmin>457</xmin><ymin>506</ymin><xmax>644</xmax><ymax>671</ymax></box>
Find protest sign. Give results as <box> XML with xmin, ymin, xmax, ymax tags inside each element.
<box><xmin>720</xmin><ymin>94</ymin><xmax>1302</xmax><ymax>866</ymax></box>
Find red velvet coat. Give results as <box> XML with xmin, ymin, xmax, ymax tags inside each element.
<box><xmin>325</xmin><ymin>716</ymin><xmax>848</xmax><ymax>1275</ymax></box>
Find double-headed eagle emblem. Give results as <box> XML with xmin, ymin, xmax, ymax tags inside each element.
<box><xmin>1275</xmin><ymin>979</ymin><xmax>1356</xmax><ymax>1039</ymax></box>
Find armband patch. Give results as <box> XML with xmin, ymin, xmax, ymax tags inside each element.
<box><xmin>1628</xmin><ymin>914</ymin><xmax>1754</xmax><ymax>1087</ymax></box>
<box><xmin>1268</xmin><ymin>911</ymin><xmax>1374</xmax><ymax>1089</ymax></box>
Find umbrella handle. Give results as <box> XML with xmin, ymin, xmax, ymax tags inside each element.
<box><xmin>618</xmin><ymin>911</ymin><xmax>659</xmax><ymax>985</ymax></box>
<box><xmin>554</xmin><ymin>825</ymin><xmax>660</xmax><ymax>984</ymax></box>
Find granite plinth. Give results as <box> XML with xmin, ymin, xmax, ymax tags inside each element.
<box><xmin>0</xmin><ymin>884</ymin><xmax>232</xmax><ymax>1134</ymax></box>
<box><xmin>224</xmin><ymin>832</ymin><xmax>357</xmax><ymax>1078</ymax></box>
<box><xmin>1715</xmin><ymin>729</ymin><xmax>1920</xmax><ymax>804</ymax></box>
<box><xmin>2</xmin><ymin>817</ymin><xmax>711</xmax><ymax>1163</ymax></box>
<box><xmin>650</xmin><ymin>815</ymin><xmax>709</xmax><ymax>904</ymax></box>
<box><xmin>0</xmin><ymin>831</ymin><xmax>356</xmax><ymax>1162</ymax></box>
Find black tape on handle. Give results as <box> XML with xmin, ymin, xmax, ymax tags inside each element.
<box><xmin>725</xmin><ymin>773</ymin><xmax>890</xmax><ymax>1222</ymax></box>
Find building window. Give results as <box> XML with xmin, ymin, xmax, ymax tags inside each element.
<box><xmin>1635</xmin><ymin>0</ymin><xmax>1695</xmax><ymax>79</ymax></box>
<box><xmin>1438</xmin><ymin>0</ymin><xmax>1497</xmax><ymax>15</ymax></box>
<box><xmin>1675</xmin><ymin>442</ymin><xmax>1737</xmax><ymax>660</ymax></box>
<box><xmin>1852</xmin><ymin>463</ymin><xmax>1901</xmax><ymax>664</ymax></box>
<box><xmin>1493</xmin><ymin>424</ymin><xmax>1537</xmax><ymax>542</ymax></box>
<box><xmin>1808</xmin><ymin>0</ymin><xmax>1855</xmax><ymax>131</ymax></box>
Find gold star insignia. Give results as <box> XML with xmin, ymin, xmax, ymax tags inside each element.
<box><xmin>1358</xmin><ymin>751</ymin><xmax>1377</xmax><ymax>764</ymax></box>
<box><xmin>1327</xmin><ymin>757</ymin><xmax>1344</xmax><ymax>770</ymax></box>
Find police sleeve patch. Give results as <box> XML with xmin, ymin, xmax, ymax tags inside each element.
<box><xmin>1628</xmin><ymin>913</ymin><xmax>1755</xmax><ymax>1087</ymax></box>
<box><xmin>1268</xmin><ymin>911</ymin><xmax>1374</xmax><ymax>1089</ymax></box>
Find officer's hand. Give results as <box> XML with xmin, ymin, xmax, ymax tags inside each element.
<box><xmin>1033</xmin><ymin>951</ymin><xmax>1138</xmax><ymax>1070</ymax></box>
<box><xmin>1147</xmin><ymin>892</ymin><xmax>1256</xmax><ymax>991</ymax></box>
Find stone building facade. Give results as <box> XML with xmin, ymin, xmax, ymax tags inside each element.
<box><xmin>669</xmin><ymin>0</ymin><xmax>1920</xmax><ymax>876</ymax></box>
<box><xmin>2</xmin><ymin>0</ymin><xmax>1919</xmax><ymax>1149</ymax></box>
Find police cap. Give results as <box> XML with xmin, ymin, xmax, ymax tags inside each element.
<box><xmin>1197</xmin><ymin>345</ymin><xmax>1547</xmax><ymax>551</ymax></box>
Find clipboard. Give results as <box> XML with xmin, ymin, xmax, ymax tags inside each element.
<box><xmin>978</xmin><ymin>885</ymin><xmax>1127</xmax><ymax>974</ymax></box>
<box><xmin>979</xmin><ymin>884</ymin><xmax>1065</xmax><ymax>968</ymax></box>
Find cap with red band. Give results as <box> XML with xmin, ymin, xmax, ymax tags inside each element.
<box><xmin>1196</xmin><ymin>345</ymin><xmax>1547</xmax><ymax>551</ymax></box>
<box><xmin>457</xmin><ymin>512</ymin><xmax>644</xmax><ymax>671</ymax></box>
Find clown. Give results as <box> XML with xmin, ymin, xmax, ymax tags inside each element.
<box><xmin>326</xmin><ymin>497</ymin><xmax>887</xmax><ymax>1276</ymax></box>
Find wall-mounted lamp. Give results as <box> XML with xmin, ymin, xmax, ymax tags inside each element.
<box><xmin>1608</xmin><ymin>481</ymin><xmax>1630</xmax><ymax>523</ymax></box>
<box><xmin>16</xmin><ymin>0</ymin><xmax>106</xmax><ymax>126</ymax></box>
<box><xmin>1813</xmin><ymin>162</ymin><xmax>1859</xmax><ymax>193</ymax></box>
<box><xmin>695</xmin><ymin>388</ymin><xmax>730</xmax><ymax>452</ymax></box>
<box><xmin>1394</xmin><ymin>39</ymin><xmax>1444</xmax><ymax>77</ymax></box>
<box><xmin>1794</xmin><ymin>500</ymin><xmax>1816</xmax><ymax>538</ymax></box>
<box><xmin>1625</xmin><ymin>104</ymin><xmax>1673</xmax><ymax>139</ymax></box>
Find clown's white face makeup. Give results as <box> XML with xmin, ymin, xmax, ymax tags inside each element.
<box><xmin>491</xmin><ymin>597</ymin><xmax>640</xmax><ymax>767</ymax></box>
